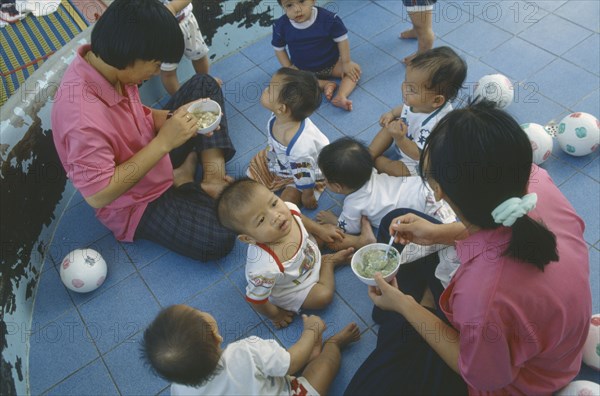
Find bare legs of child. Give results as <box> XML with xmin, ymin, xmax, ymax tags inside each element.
<box><xmin>401</xmin><ymin>10</ymin><xmax>434</xmax><ymax>64</ymax></box>
<box><xmin>200</xmin><ymin>148</ymin><xmax>234</xmax><ymax>199</ymax></box>
<box><xmin>173</xmin><ymin>151</ymin><xmax>198</xmax><ymax>187</ymax></box>
<box><xmin>315</xmin><ymin>215</ymin><xmax>377</xmax><ymax>252</ymax></box>
<box><xmin>318</xmin><ymin>80</ymin><xmax>338</xmax><ymax>102</ymax></box>
<box><xmin>301</xmin><ymin>322</ymin><xmax>361</xmax><ymax>395</ymax></box>
<box><xmin>301</xmin><ymin>247</ymin><xmax>354</xmax><ymax>309</ymax></box>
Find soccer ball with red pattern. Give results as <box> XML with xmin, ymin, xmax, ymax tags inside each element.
<box><xmin>521</xmin><ymin>123</ymin><xmax>554</xmax><ymax>165</ymax></box>
<box><xmin>474</xmin><ymin>74</ymin><xmax>514</xmax><ymax>109</ymax></box>
<box><xmin>557</xmin><ymin>112</ymin><xmax>600</xmax><ymax>157</ymax></box>
<box><xmin>60</xmin><ymin>249</ymin><xmax>107</xmax><ymax>293</ymax></box>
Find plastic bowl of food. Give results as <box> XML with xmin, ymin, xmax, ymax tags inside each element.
<box><xmin>187</xmin><ymin>99</ymin><xmax>222</xmax><ymax>135</ymax></box>
<box><xmin>351</xmin><ymin>243</ymin><xmax>401</xmax><ymax>286</ymax></box>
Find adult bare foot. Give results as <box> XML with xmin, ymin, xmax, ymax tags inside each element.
<box><xmin>316</xmin><ymin>210</ymin><xmax>338</xmax><ymax>225</ymax></box>
<box><xmin>331</xmin><ymin>95</ymin><xmax>353</xmax><ymax>111</ymax></box>
<box><xmin>325</xmin><ymin>322</ymin><xmax>360</xmax><ymax>349</ymax></box>
<box><xmin>173</xmin><ymin>152</ymin><xmax>198</xmax><ymax>187</ymax></box>
<box><xmin>323</xmin><ymin>81</ymin><xmax>337</xmax><ymax>101</ymax></box>
<box><xmin>201</xmin><ymin>177</ymin><xmax>232</xmax><ymax>199</ymax></box>
<box><xmin>402</xmin><ymin>52</ymin><xmax>417</xmax><ymax>65</ymax></box>
<box><xmin>399</xmin><ymin>28</ymin><xmax>417</xmax><ymax>39</ymax></box>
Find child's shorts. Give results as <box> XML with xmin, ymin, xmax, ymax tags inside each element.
<box><xmin>161</xmin><ymin>14</ymin><xmax>209</xmax><ymax>71</ymax></box>
<box><xmin>289</xmin><ymin>376</ymin><xmax>320</xmax><ymax>395</ymax></box>
<box><xmin>313</xmin><ymin>63</ymin><xmax>336</xmax><ymax>79</ymax></box>
<box><xmin>403</xmin><ymin>0</ymin><xmax>436</xmax><ymax>12</ymax></box>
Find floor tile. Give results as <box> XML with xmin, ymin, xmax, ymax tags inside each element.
<box><xmin>240</xmin><ymin>101</ymin><xmax>271</xmax><ymax>132</ymax></box>
<box><xmin>519</xmin><ymin>14</ymin><xmax>592</xmax><ymax>55</ymax></box>
<box><xmin>223</xmin><ymin>98</ymin><xmax>240</xmax><ymax>119</ymax></box>
<box><xmin>462</xmin><ymin>54</ymin><xmax>501</xmax><ymax>94</ymax></box>
<box><xmin>535</xmin><ymin>0</ymin><xmax>568</xmax><ymax>12</ymax></box>
<box><xmin>506</xmin><ymin>82</ymin><xmax>569</xmax><ymax>126</ymax></box>
<box><xmin>44</xmin><ymin>359</ymin><xmax>118</xmax><ymax>396</ymax></box>
<box><xmin>369</xmin><ymin>25</ymin><xmax>417</xmax><ymax>62</ymax></box>
<box><xmin>227</xmin><ymin>112</ymin><xmax>266</xmax><ymax>156</ymax></box>
<box><xmin>539</xmin><ymin>155</ymin><xmax>578</xmax><ymax>186</ymax></box>
<box><xmin>348</xmin><ymin>31</ymin><xmax>367</xmax><ymax>50</ymax></box>
<box><xmin>563</xmin><ymin>34</ymin><xmax>600</xmax><ymax>75</ymax></box>
<box><xmin>225</xmin><ymin>148</ymin><xmax>257</xmax><ymax>180</ymax></box>
<box><xmin>311</xmin><ymin>112</ymin><xmax>346</xmax><ymax>142</ymax></box>
<box><xmin>554</xmin><ymin>1</ymin><xmax>599</xmax><ymax>33</ymax></box>
<box><xmin>344</xmin><ymin>2</ymin><xmax>401</xmax><ymax>40</ymax></box>
<box><xmin>335</xmin><ymin>266</ymin><xmax>376</xmax><ymax>326</ymax></box>
<box><xmin>559</xmin><ymin>172</ymin><xmax>600</xmax><ymax>245</ymax></box>
<box><xmin>31</xmin><ymin>267</ymin><xmax>74</xmax><ymax>333</ymax></box>
<box><xmin>582</xmin><ymin>157</ymin><xmax>600</xmax><ymax>182</ymax></box>
<box><xmin>473</xmin><ymin>1</ymin><xmax>549</xmax><ymax>35</ymax></box>
<box><xmin>359</xmin><ymin>62</ymin><xmax>404</xmax><ymax>109</ymax></box>
<box><xmin>443</xmin><ymin>17</ymin><xmax>512</xmax><ymax>58</ymax></box>
<box><xmin>29</xmin><ymin>309</ymin><xmax>99</xmax><ymax>394</ymax></box>
<box><xmin>355</xmin><ymin>122</ymin><xmax>383</xmax><ymax>144</ymax></box>
<box><xmin>78</xmin><ymin>274</ymin><xmax>160</xmax><ymax>353</ymax></box>
<box><xmin>103</xmin><ymin>332</ymin><xmax>169</xmax><ymax>396</ymax></box>
<box><xmin>48</xmin><ymin>203</ymin><xmax>111</xmax><ymax>264</ymax></box>
<box><xmin>554</xmin><ymin>144</ymin><xmax>600</xmax><ymax>171</ymax></box>
<box><xmin>223</xmin><ymin>66</ymin><xmax>271</xmax><ymax>112</ymax></box>
<box><xmin>374</xmin><ymin>0</ymin><xmax>405</xmax><ymax>17</ymax></box>
<box><xmin>187</xmin><ymin>279</ymin><xmax>262</xmax><ymax>345</ymax></box>
<box><xmin>258</xmin><ymin>54</ymin><xmax>283</xmax><ymax>76</ymax></box>
<box><xmin>431</xmin><ymin>2</ymin><xmax>472</xmax><ymax>37</ymax></box>
<box><xmin>241</xmin><ymin>35</ymin><xmax>276</xmax><ymax>65</ymax></box>
<box><xmin>351</xmin><ymin>42</ymin><xmax>398</xmax><ymax>84</ymax></box>
<box><xmin>209</xmin><ymin>52</ymin><xmax>255</xmax><ymax>81</ymax></box>
<box><xmin>573</xmin><ymin>90</ymin><xmax>599</xmax><ymax>117</ymax></box>
<box><xmin>480</xmin><ymin>37</ymin><xmax>556</xmax><ymax>82</ymax></box>
<box><xmin>139</xmin><ymin>251</ymin><xmax>225</xmax><ymax>307</ymax></box>
<box><xmin>533</xmin><ymin>59</ymin><xmax>599</xmax><ymax>108</ymax></box>
<box><xmin>218</xmin><ymin>239</ymin><xmax>247</xmax><ymax>274</ymax></box>
<box><xmin>121</xmin><ymin>238</ymin><xmax>169</xmax><ymax>271</ymax></box>
<box><xmin>323</xmin><ymin>0</ymin><xmax>369</xmax><ymax>18</ymax></box>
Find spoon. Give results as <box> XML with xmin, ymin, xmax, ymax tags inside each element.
<box><xmin>383</xmin><ymin>220</ymin><xmax>400</xmax><ymax>258</ymax></box>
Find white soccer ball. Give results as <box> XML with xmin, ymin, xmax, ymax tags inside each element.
<box><xmin>582</xmin><ymin>314</ymin><xmax>600</xmax><ymax>370</ymax></box>
<box><xmin>474</xmin><ymin>74</ymin><xmax>514</xmax><ymax>109</ymax></box>
<box><xmin>556</xmin><ymin>112</ymin><xmax>600</xmax><ymax>157</ymax></box>
<box><xmin>520</xmin><ymin>123</ymin><xmax>554</xmax><ymax>165</ymax></box>
<box><xmin>556</xmin><ymin>380</ymin><xmax>600</xmax><ymax>396</ymax></box>
<box><xmin>60</xmin><ymin>248</ymin><xmax>107</xmax><ymax>293</ymax></box>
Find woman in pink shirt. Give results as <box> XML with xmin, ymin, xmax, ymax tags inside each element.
<box><xmin>346</xmin><ymin>102</ymin><xmax>591</xmax><ymax>395</ymax></box>
<box><xmin>51</xmin><ymin>0</ymin><xmax>236</xmax><ymax>261</ymax></box>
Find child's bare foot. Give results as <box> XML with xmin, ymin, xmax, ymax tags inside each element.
<box><xmin>173</xmin><ymin>152</ymin><xmax>198</xmax><ymax>187</ymax></box>
<box><xmin>356</xmin><ymin>216</ymin><xmax>377</xmax><ymax>249</ymax></box>
<box><xmin>316</xmin><ymin>210</ymin><xmax>338</xmax><ymax>225</ymax></box>
<box><xmin>322</xmin><ymin>247</ymin><xmax>354</xmax><ymax>269</ymax></box>
<box><xmin>201</xmin><ymin>175</ymin><xmax>233</xmax><ymax>199</ymax></box>
<box><xmin>399</xmin><ymin>29</ymin><xmax>417</xmax><ymax>39</ymax></box>
<box><xmin>403</xmin><ymin>31</ymin><xmax>435</xmax><ymax>64</ymax></box>
<box><xmin>325</xmin><ymin>322</ymin><xmax>360</xmax><ymax>349</ymax></box>
<box><xmin>332</xmin><ymin>95</ymin><xmax>353</xmax><ymax>111</ymax></box>
<box><xmin>323</xmin><ymin>81</ymin><xmax>337</xmax><ymax>101</ymax></box>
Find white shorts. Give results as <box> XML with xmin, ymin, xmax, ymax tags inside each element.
<box><xmin>161</xmin><ymin>13</ymin><xmax>209</xmax><ymax>71</ymax></box>
<box><xmin>289</xmin><ymin>375</ymin><xmax>320</xmax><ymax>396</ymax></box>
<box><xmin>406</xmin><ymin>5</ymin><xmax>434</xmax><ymax>12</ymax></box>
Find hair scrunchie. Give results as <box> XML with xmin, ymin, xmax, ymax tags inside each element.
<box><xmin>491</xmin><ymin>193</ymin><xmax>538</xmax><ymax>227</ymax></box>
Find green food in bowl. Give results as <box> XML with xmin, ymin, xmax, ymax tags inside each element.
<box><xmin>355</xmin><ymin>248</ymin><xmax>399</xmax><ymax>278</ymax></box>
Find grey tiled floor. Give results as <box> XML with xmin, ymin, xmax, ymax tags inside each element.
<box><xmin>31</xmin><ymin>1</ymin><xmax>599</xmax><ymax>394</ymax></box>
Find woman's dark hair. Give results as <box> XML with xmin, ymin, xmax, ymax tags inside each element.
<box><xmin>318</xmin><ymin>137</ymin><xmax>374</xmax><ymax>191</ymax></box>
<box><xmin>275</xmin><ymin>67</ymin><xmax>322</xmax><ymax>121</ymax></box>
<box><xmin>420</xmin><ymin>101</ymin><xmax>558</xmax><ymax>270</ymax></box>
<box><xmin>91</xmin><ymin>0</ymin><xmax>184</xmax><ymax>69</ymax></box>
<box><xmin>141</xmin><ymin>305</ymin><xmax>222</xmax><ymax>387</ymax></box>
<box><xmin>409</xmin><ymin>46</ymin><xmax>467</xmax><ymax>101</ymax></box>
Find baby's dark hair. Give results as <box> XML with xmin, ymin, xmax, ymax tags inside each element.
<box><xmin>318</xmin><ymin>137</ymin><xmax>374</xmax><ymax>191</ymax></box>
<box><xmin>408</xmin><ymin>46</ymin><xmax>467</xmax><ymax>102</ymax></box>
<box><xmin>141</xmin><ymin>305</ymin><xmax>221</xmax><ymax>387</ymax></box>
<box><xmin>275</xmin><ymin>67</ymin><xmax>322</xmax><ymax>121</ymax></box>
<box><xmin>216</xmin><ymin>178</ymin><xmax>262</xmax><ymax>234</ymax></box>
<box><xmin>421</xmin><ymin>100</ymin><xmax>558</xmax><ymax>270</ymax></box>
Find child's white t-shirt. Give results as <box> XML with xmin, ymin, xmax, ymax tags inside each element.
<box><xmin>336</xmin><ymin>169</ymin><xmax>456</xmax><ymax>235</ymax></box>
<box><xmin>395</xmin><ymin>102</ymin><xmax>453</xmax><ymax>175</ymax></box>
<box><xmin>245</xmin><ymin>202</ymin><xmax>322</xmax><ymax>312</ymax></box>
<box><xmin>170</xmin><ymin>337</ymin><xmax>291</xmax><ymax>395</ymax></box>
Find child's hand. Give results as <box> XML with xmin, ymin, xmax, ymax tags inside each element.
<box><xmin>385</xmin><ymin>119</ymin><xmax>408</xmax><ymax>142</ymax></box>
<box><xmin>379</xmin><ymin>111</ymin><xmax>395</xmax><ymax>127</ymax></box>
<box><xmin>301</xmin><ymin>191</ymin><xmax>318</xmax><ymax>209</ymax></box>
<box><xmin>342</xmin><ymin>61</ymin><xmax>361</xmax><ymax>83</ymax></box>
<box><xmin>317</xmin><ymin>223</ymin><xmax>345</xmax><ymax>244</ymax></box>
<box><xmin>271</xmin><ymin>309</ymin><xmax>295</xmax><ymax>329</ymax></box>
<box><xmin>302</xmin><ymin>314</ymin><xmax>325</xmax><ymax>338</ymax></box>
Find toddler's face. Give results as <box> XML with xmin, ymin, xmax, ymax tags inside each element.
<box><xmin>402</xmin><ymin>66</ymin><xmax>442</xmax><ymax>114</ymax></box>
<box><xmin>261</xmin><ymin>74</ymin><xmax>284</xmax><ymax>112</ymax></box>
<box><xmin>238</xmin><ymin>186</ymin><xmax>294</xmax><ymax>244</ymax></box>
<box><xmin>281</xmin><ymin>0</ymin><xmax>315</xmax><ymax>24</ymax></box>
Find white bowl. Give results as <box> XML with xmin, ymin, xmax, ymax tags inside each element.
<box><xmin>187</xmin><ymin>99</ymin><xmax>222</xmax><ymax>135</ymax></box>
<box><xmin>351</xmin><ymin>243</ymin><xmax>401</xmax><ymax>286</ymax></box>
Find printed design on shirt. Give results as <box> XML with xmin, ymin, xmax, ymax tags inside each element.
<box><xmin>418</xmin><ymin>130</ymin><xmax>429</xmax><ymax>145</ymax></box>
<box><xmin>337</xmin><ymin>219</ymin><xmax>347</xmax><ymax>233</ymax></box>
<box><xmin>290</xmin><ymin>377</ymin><xmax>308</xmax><ymax>396</ymax></box>
<box><xmin>293</xmin><ymin>243</ymin><xmax>317</xmax><ymax>284</ymax></box>
<box><xmin>248</xmin><ymin>275</ymin><xmax>277</xmax><ymax>299</ymax></box>
<box><xmin>266</xmin><ymin>145</ymin><xmax>288</xmax><ymax>173</ymax></box>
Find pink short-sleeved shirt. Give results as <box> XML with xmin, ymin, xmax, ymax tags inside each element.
<box><xmin>440</xmin><ymin>165</ymin><xmax>591</xmax><ymax>395</ymax></box>
<box><xmin>51</xmin><ymin>45</ymin><xmax>173</xmax><ymax>241</ymax></box>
